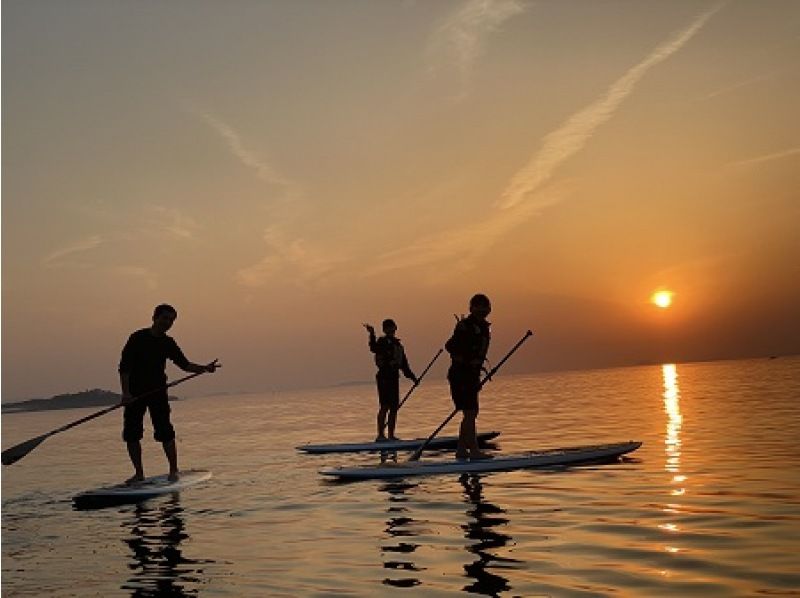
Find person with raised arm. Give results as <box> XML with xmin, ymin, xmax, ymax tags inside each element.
<box><xmin>363</xmin><ymin>319</ymin><xmax>418</xmax><ymax>442</ymax></box>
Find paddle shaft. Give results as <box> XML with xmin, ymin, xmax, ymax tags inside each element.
<box><xmin>409</xmin><ymin>330</ymin><xmax>533</xmax><ymax>461</ymax></box>
<box><xmin>2</xmin><ymin>361</ymin><xmax>218</xmax><ymax>466</ymax></box>
<box><xmin>51</xmin><ymin>369</ymin><xmax>210</xmax><ymax>436</ymax></box>
<box><xmin>398</xmin><ymin>348</ymin><xmax>443</xmax><ymax>410</ymax></box>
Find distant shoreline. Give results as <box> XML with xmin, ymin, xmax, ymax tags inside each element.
<box><xmin>1</xmin><ymin>389</ymin><xmax>180</xmax><ymax>414</ymax></box>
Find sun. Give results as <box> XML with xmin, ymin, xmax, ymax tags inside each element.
<box><xmin>652</xmin><ymin>290</ymin><xmax>674</xmax><ymax>309</ymax></box>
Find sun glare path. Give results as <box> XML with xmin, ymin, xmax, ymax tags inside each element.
<box><xmin>652</xmin><ymin>291</ymin><xmax>674</xmax><ymax>308</ymax></box>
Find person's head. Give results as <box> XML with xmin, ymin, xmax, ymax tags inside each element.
<box><xmin>152</xmin><ymin>304</ymin><xmax>178</xmax><ymax>334</ymax></box>
<box><xmin>469</xmin><ymin>294</ymin><xmax>492</xmax><ymax>320</ymax></box>
<box><xmin>382</xmin><ymin>318</ymin><xmax>397</xmax><ymax>337</ymax></box>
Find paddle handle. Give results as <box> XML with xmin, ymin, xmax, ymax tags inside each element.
<box><xmin>398</xmin><ymin>348</ymin><xmax>443</xmax><ymax>409</ymax></box>
<box><xmin>479</xmin><ymin>330</ymin><xmax>533</xmax><ymax>388</ymax></box>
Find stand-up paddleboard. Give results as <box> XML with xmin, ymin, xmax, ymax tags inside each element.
<box><xmin>73</xmin><ymin>469</ymin><xmax>212</xmax><ymax>510</ymax></box>
<box><xmin>298</xmin><ymin>431</ymin><xmax>500</xmax><ymax>454</ymax></box>
<box><xmin>320</xmin><ymin>442</ymin><xmax>641</xmax><ymax>481</ymax></box>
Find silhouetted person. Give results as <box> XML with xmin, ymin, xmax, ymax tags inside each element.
<box><xmin>446</xmin><ymin>294</ymin><xmax>492</xmax><ymax>460</ymax></box>
<box><xmin>364</xmin><ymin>319</ymin><xmax>418</xmax><ymax>441</ymax></box>
<box><xmin>119</xmin><ymin>304</ymin><xmax>218</xmax><ymax>483</ymax></box>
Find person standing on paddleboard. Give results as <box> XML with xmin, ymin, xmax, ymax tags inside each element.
<box><xmin>119</xmin><ymin>304</ymin><xmax>218</xmax><ymax>484</ymax></box>
<box><xmin>364</xmin><ymin>319</ymin><xmax>418</xmax><ymax>442</ymax></box>
<box><xmin>446</xmin><ymin>294</ymin><xmax>492</xmax><ymax>460</ymax></box>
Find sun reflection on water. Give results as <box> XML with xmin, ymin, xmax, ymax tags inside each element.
<box><xmin>663</xmin><ymin>364</ymin><xmax>682</xmax><ymax>475</ymax></box>
<box><xmin>662</xmin><ymin>364</ymin><xmax>685</xmax><ymax>555</ymax></box>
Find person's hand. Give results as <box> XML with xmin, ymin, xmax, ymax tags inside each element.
<box><xmin>363</xmin><ymin>323</ymin><xmax>375</xmax><ymax>335</ymax></box>
<box><xmin>205</xmin><ymin>359</ymin><xmax>221</xmax><ymax>373</ymax></box>
<box><xmin>120</xmin><ymin>392</ymin><xmax>134</xmax><ymax>406</ymax></box>
<box><xmin>413</xmin><ymin>376</ymin><xmax>420</xmax><ymax>385</ymax></box>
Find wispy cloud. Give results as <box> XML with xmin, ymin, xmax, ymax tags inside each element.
<box><xmin>369</xmin><ymin>5</ymin><xmax>722</xmax><ymax>276</ymax></box>
<box><xmin>498</xmin><ymin>3</ymin><xmax>723</xmax><ymax>210</ymax></box>
<box><xmin>43</xmin><ymin>235</ymin><xmax>105</xmax><ymax>268</ymax></box>
<box><xmin>145</xmin><ymin>205</ymin><xmax>202</xmax><ymax>240</ymax></box>
<box><xmin>727</xmin><ymin>147</ymin><xmax>800</xmax><ymax>168</ymax></box>
<box><xmin>193</xmin><ymin>109</ymin><xmax>301</xmax><ymax>199</ymax></box>
<box><xmin>693</xmin><ymin>69</ymin><xmax>781</xmax><ymax>102</ymax></box>
<box><xmin>112</xmin><ymin>265</ymin><xmax>159</xmax><ymax>290</ymax></box>
<box><xmin>237</xmin><ymin>227</ymin><xmax>349</xmax><ymax>288</ymax></box>
<box><xmin>429</xmin><ymin>0</ymin><xmax>527</xmax><ymax>96</ymax></box>
<box><xmin>365</xmin><ymin>181</ymin><xmax>569</xmax><ymax>277</ymax></box>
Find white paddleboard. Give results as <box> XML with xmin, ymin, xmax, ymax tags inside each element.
<box><xmin>320</xmin><ymin>442</ymin><xmax>642</xmax><ymax>480</ymax></box>
<box><xmin>298</xmin><ymin>431</ymin><xmax>500</xmax><ymax>454</ymax></box>
<box><xmin>73</xmin><ymin>469</ymin><xmax>212</xmax><ymax>509</ymax></box>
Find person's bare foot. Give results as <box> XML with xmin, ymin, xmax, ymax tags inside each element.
<box><xmin>125</xmin><ymin>474</ymin><xmax>145</xmax><ymax>486</ymax></box>
<box><xmin>168</xmin><ymin>471</ymin><xmax>180</xmax><ymax>482</ymax></box>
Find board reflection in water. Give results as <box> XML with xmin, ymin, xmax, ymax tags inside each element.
<box><xmin>121</xmin><ymin>496</ymin><xmax>215</xmax><ymax>597</ymax></box>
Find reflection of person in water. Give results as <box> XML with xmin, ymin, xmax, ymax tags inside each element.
<box><xmin>379</xmin><ymin>480</ymin><xmax>424</xmax><ymax>589</ymax></box>
<box><xmin>121</xmin><ymin>495</ymin><xmax>213</xmax><ymax>597</ymax></box>
<box><xmin>459</xmin><ymin>474</ymin><xmax>520</xmax><ymax>596</ymax></box>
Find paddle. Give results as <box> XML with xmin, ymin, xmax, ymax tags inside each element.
<box><xmin>398</xmin><ymin>348</ymin><xmax>443</xmax><ymax>409</ymax></box>
<box><xmin>1</xmin><ymin>360</ymin><xmax>219</xmax><ymax>466</ymax></box>
<box><xmin>408</xmin><ymin>331</ymin><xmax>533</xmax><ymax>462</ymax></box>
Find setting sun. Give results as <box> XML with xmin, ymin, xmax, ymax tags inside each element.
<box><xmin>652</xmin><ymin>291</ymin><xmax>674</xmax><ymax>308</ymax></box>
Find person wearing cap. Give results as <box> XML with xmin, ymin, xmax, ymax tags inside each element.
<box><xmin>363</xmin><ymin>319</ymin><xmax>418</xmax><ymax>441</ymax></box>
<box><xmin>445</xmin><ymin>293</ymin><xmax>492</xmax><ymax>460</ymax></box>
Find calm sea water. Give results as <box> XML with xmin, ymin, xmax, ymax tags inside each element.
<box><xmin>2</xmin><ymin>357</ymin><xmax>799</xmax><ymax>597</ymax></box>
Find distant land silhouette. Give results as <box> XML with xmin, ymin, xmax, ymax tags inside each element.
<box><xmin>2</xmin><ymin>389</ymin><xmax>180</xmax><ymax>413</ymax></box>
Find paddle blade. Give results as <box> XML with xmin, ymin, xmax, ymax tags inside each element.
<box><xmin>2</xmin><ymin>434</ymin><xmax>49</xmax><ymax>465</ymax></box>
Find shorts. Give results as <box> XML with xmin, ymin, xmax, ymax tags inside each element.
<box><xmin>122</xmin><ymin>390</ymin><xmax>175</xmax><ymax>443</ymax></box>
<box><xmin>448</xmin><ymin>366</ymin><xmax>480</xmax><ymax>413</ymax></box>
<box><xmin>376</xmin><ymin>374</ymin><xmax>400</xmax><ymax>409</ymax></box>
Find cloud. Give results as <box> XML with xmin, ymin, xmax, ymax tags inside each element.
<box><xmin>429</xmin><ymin>0</ymin><xmax>527</xmax><ymax>95</ymax></box>
<box><xmin>498</xmin><ymin>3</ymin><xmax>723</xmax><ymax>210</ymax></box>
<box><xmin>42</xmin><ymin>235</ymin><xmax>105</xmax><ymax>268</ymax></box>
<box><xmin>193</xmin><ymin>109</ymin><xmax>301</xmax><ymax>199</ymax></box>
<box><xmin>236</xmin><ymin>227</ymin><xmax>349</xmax><ymax>288</ymax></box>
<box><xmin>368</xmin><ymin>5</ymin><xmax>722</xmax><ymax>276</ymax></box>
<box><xmin>727</xmin><ymin>147</ymin><xmax>800</xmax><ymax>168</ymax></box>
<box><xmin>146</xmin><ymin>205</ymin><xmax>202</xmax><ymax>240</ymax></box>
<box><xmin>365</xmin><ymin>182</ymin><xmax>568</xmax><ymax>277</ymax></box>
<box><xmin>693</xmin><ymin>70</ymin><xmax>782</xmax><ymax>103</ymax></box>
<box><xmin>112</xmin><ymin>266</ymin><xmax>159</xmax><ymax>290</ymax></box>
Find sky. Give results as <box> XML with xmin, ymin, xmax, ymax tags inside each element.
<box><xmin>2</xmin><ymin>0</ymin><xmax>799</xmax><ymax>401</ymax></box>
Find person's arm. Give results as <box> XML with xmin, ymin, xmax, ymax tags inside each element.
<box><xmin>119</xmin><ymin>334</ymin><xmax>135</xmax><ymax>404</ymax></box>
<box><xmin>363</xmin><ymin>323</ymin><xmax>378</xmax><ymax>353</ymax></box>
<box><xmin>400</xmin><ymin>350</ymin><xmax>417</xmax><ymax>383</ymax></box>
<box><xmin>170</xmin><ymin>340</ymin><xmax>218</xmax><ymax>374</ymax></box>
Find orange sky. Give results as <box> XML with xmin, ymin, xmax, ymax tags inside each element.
<box><xmin>2</xmin><ymin>1</ymin><xmax>799</xmax><ymax>401</ymax></box>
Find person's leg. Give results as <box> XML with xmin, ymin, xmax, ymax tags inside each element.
<box><xmin>461</xmin><ymin>409</ymin><xmax>489</xmax><ymax>457</ymax></box>
<box><xmin>125</xmin><ymin>440</ymin><xmax>145</xmax><ymax>482</ymax></box>
<box><xmin>123</xmin><ymin>401</ymin><xmax>146</xmax><ymax>483</ymax></box>
<box><xmin>461</xmin><ymin>410</ymin><xmax>478</xmax><ymax>452</ymax></box>
<box><xmin>449</xmin><ymin>373</ymin><xmax>469</xmax><ymax>458</ymax></box>
<box><xmin>162</xmin><ymin>439</ymin><xmax>179</xmax><ymax>481</ymax></box>
<box><xmin>387</xmin><ymin>377</ymin><xmax>400</xmax><ymax>439</ymax></box>
<box><xmin>149</xmin><ymin>392</ymin><xmax>178</xmax><ymax>479</ymax></box>
<box><xmin>387</xmin><ymin>408</ymin><xmax>398</xmax><ymax>439</ymax></box>
<box><xmin>377</xmin><ymin>405</ymin><xmax>388</xmax><ymax>440</ymax></box>
<box><xmin>462</xmin><ymin>376</ymin><xmax>489</xmax><ymax>459</ymax></box>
